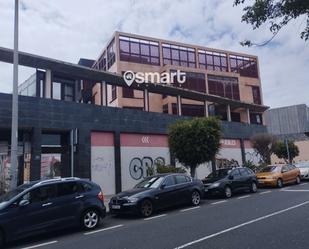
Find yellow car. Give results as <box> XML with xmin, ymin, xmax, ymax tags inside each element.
<box><xmin>256</xmin><ymin>164</ymin><xmax>301</xmax><ymax>188</ymax></box>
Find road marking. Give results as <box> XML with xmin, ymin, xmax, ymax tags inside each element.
<box><xmin>281</xmin><ymin>189</ymin><xmax>309</xmax><ymax>192</ymax></box>
<box><xmin>174</xmin><ymin>200</ymin><xmax>309</xmax><ymax>249</ymax></box>
<box><xmin>84</xmin><ymin>224</ymin><xmax>124</xmax><ymax>235</ymax></box>
<box><xmin>259</xmin><ymin>190</ymin><xmax>271</xmax><ymax>195</ymax></box>
<box><xmin>21</xmin><ymin>241</ymin><xmax>58</xmax><ymax>249</ymax></box>
<box><xmin>237</xmin><ymin>195</ymin><xmax>250</xmax><ymax>199</ymax></box>
<box><xmin>180</xmin><ymin>206</ymin><xmax>201</xmax><ymax>212</ymax></box>
<box><xmin>144</xmin><ymin>214</ymin><xmax>167</xmax><ymax>221</ymax></box>
<box><xmin>211</xmin><ymin>200</ymin><xmax>227</xmax><ymax>205</ymax></box>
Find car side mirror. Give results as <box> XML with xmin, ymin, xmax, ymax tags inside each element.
<box><xmin>19</xmin><ymin>199</ymin><xmax>30</xmax><ymax>207</ymax></box>
<box><xmin>228</xmin><ymin>175</ymin><xmax>234</xmax><ymax>180</ymax></box>
<box><xmin>160</xmin><ymin>184</ymin><xmax>166</xmax><ymax>189</ymax></box>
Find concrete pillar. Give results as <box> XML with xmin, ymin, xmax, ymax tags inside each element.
<box><xmin>101</xmin><ymin>81</ymin><xmax>107</xmax><ymax>106</ymax></box>
<box><xmin>227</xmin><ymin>105</ymin><xmax>232</xmax><ymax>122</ymax></box>
<box><xmin>114</xmin><ymin>131</ymin><xmax>122</xmax><ymax>193</ymax></box>
<box><xmin>204</xmin><ymin>101</ymin><xmax>209</xmax><ymax>117</ymax></box>
<box><xmin>143</xmin><ymin>89</ymin><xmax>149</xmax><ymax>112</ymax></box>
<box><xmin>45</xmin><ymin>69</ymin><xmax>52</xmax><ymax>98</ymax></box>
<box><xmin>177</xmin><ymin>95</ymin><xmax>182</xmax><ymax>116</ymax></box>
<box><xmin>30</xmin><ymin>127</ymin><xmax>42</xmax><ymax>181</ymax></box>
<box><xmin>247</xmin><ymin>108</ymin><xmax>251</xmax><ymax>124</ymax></box>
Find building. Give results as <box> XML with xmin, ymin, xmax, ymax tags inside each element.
<box><xmin>266</xmin><ymin>104</ymin><xmax>309</xmax><ymax>163</ymax></box>
<box><xmin>0</xmin><ymin>32</ymin><xmax>268</xmax><ymax>194</ymax></box>
<box><xmin>91</xmin><ymin>32</ymin><xmax>264</xmax><ymax>125</ymax></box>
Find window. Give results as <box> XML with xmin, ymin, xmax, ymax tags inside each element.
<box><xmin>64</xmin><ymin>84</ymin><xmax>74</xmax><ymax>101</ymax></box>
<box><xmin>172</xmin><ymin>104</ymin><xmax>205</xmax><ymax>117</ymax></box>
<box><xmin>111</xmin><ymin>85</ymin><xmax>117</xmax><ymax>101</ymax></box>
<box><xmin>122</xmin><ymin>87</ymin><xmax>134</xmax><ymax>98</ymax></box>
<box><xmin>52</xmin><ymin>82</ymin><xmax>61</xmax><ymax>100</ymax></box>
<box><xmin>119</xmin><ymin>36</ymin><xmax>160</xmax><ymax>65</ymax></box>
<box><xmin>57</xmin><ymin>182</ymin><xmax>79</xmax><ymax>197</ymax></box>
<box><xmin>107</xmin><ymin>39</ymin><xmax>116</xmax><ymax>69</ymax></box>
<box><xmin>172</xmin><ymin>71</ymin><xmax>206</xmax><ymax>92</ymax></box>
<box><xmin>239</xmin><ymin>168</ymin><xmax>248</xmax><ymax>176</ymax></box>
<box><xmin>97</xmin><ymin>51</ymin><xmax>107</xmax><ymax>71</ymax></box>
<box><xmin>29</xmin><ymin>185</ymin><xmax>57</xmax><ymax>203</ymax></box>
<box><xmin>175</xmin><ymin>175</ymin><xmax>189</xmax><ymax>184</ymax></box>
<box><xmin>230</xmin><ymin>55</ymin><xmax>258</xmax><ymax>78</ymax></box>
<box><xmin>208</xmin><ymin>75</ymin><xmax>240</xmax><ymax>100</ymax></box>
<box><xmin>282</xmin><ymin>165</ymin><xmax>289</xmax><ymax>172</ymax></box>
<box><xmin>250</xmin><ymin>113</ymin><xmax>263</xmax><ymax>125</ymax></box>
<box><xmin>252</xmin><ymin>86</ymin><xmax>261</xmax><ymax>105</ymax></box>
<box><xmin>230</xmin><ymin>169</ymin><xmax>241</xmax><ymax>177</ymax></box>
<box><xmin>198</xmin><ymin>50</ymin><xmax>228</xmax><ymax>72</ymax></box>
<box><xmin>287</xmin><ymin>165</ymin><xmax>296</xmax><ymax>171</ymax></box>
<box><xmin>163</xmin><ymin>176</ymin><xmax>176</xmax><ymax>187</ymax></box>
<box><xmin>162</xmin><ymin>43</ymin><xmax>196</xmax><ymax>68</ymax></box>
<box><xmin>52</xmin><ymin>80</ymin><xmax>75</xmax><ymax>102</ymax></box>
<box><xmin>79</xmin><ymin>182</ymin><xmax>93</xmax><ymax>192</ymax></box>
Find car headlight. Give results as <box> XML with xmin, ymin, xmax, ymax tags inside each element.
<box><xmin>210</xmin><ymin>182</ymin><xmax>220</xmax><ymax>188</ymax></box>
<box><xmin>126</xmin><ymin>197</ymin><xmax>139</xmax><ymax>203</ymax></box>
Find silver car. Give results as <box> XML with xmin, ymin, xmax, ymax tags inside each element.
<box><xmin>295</xmin><ymin>161</ymin><xmax>309</xmax><ymax>180</ymax></box>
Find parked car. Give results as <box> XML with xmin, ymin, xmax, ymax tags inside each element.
<box><xmin>109</xmin><ymin>173</ymin><xmax>204</xmax><ymax>217</ymax></box>
<box><xmin>202</xmin><ymin>167</ymin><xmax>258</xmax><ymax>198</ymax></box>
<box><xmin>256</xmin><ymin>164</ymin><xmax>301</xmax><ymax>188</ymax></box>
<box><xmin>0</xmin><ymin>177</ymin><xmax>106</xmax><ymax>248</ymax></box>
<box><xmin>295</xmin><ymin>161</ymin><xmax>309</xmax><ymax>180</ymax></box>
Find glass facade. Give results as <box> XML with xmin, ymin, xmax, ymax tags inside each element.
<box><xmin>198</xmin><ymin>50</ymin><xmax>228</xmax><ymax>72</ymax></box>
<box><xmin>230</xmin><ymin>55</ymin><xmax>258</xmax><ymax>78</ymax></box>
<box><xmin>119</xmin><ymin>36</ymin><xmax>160</xmax><ymax>65</ymax></box>
<box><xmin>172</xmin><ymin>71</ymin><xmax>206</xmax><ymax>93</ymax></box>
<box><xmin>52</xmin><ymin>76</ymin><xmax>75</xmax><ymax>101</ymax></box>
<box><xmin>162</xmin><ymin>43</ymin><xmax>196</xmax><ymax>68</ymax></box>
<box><xmin>208</xmin><ymin>75</ymin><xmax>240</xmax><ymax>100</ymax></box>
<box><xmin>18</xmin><ymin>73</ymin><xmax>37</xmax><ymax>97</ymax></box>
<box><xmin>107</xmin><ymin>39</ymin><xmax>116</xmax><ymax>69</ymax></box>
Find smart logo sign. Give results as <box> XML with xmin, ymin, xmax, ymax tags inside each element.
<box><xmin>123</xmin><ymin>70</ymin><xmax>186</xmax><ymax>86</ymax></box>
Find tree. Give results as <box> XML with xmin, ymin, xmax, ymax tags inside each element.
<box><xmin>168</xmin><ymin>117</ymin><xmax>222</xmax><ymax>177</ymax></box>
<box><xmin>234</xmin><ymin>0</ymin><xmax>309</xmax><ymax>46</ymax></box>
<box><xmin>274</xmin><ymin>140</ymin><xmax>299</xmax><ymax>163</ymax></box>
<box><xmin>250</xmin><ymin>133</ymin><xmax>277</xmax><ymax>165</ymax></box>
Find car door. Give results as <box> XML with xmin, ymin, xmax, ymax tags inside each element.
<box><xmin>8</xmin><ymin>184</ymin><xmax>58</xmax><ymax>238</ymax></box>
<box><xmin>288</xmin><ymin>165</ymin><xmax>298</xmax><ymax>182</ymax></box>
<box><xmin>174</xmin><ymin>175</ymin><xmax>192</xmax><ymax>204</ymax></box>
<box><xmin>53</xmin><ymin>182</ymin><xmax>84</xmax><ymax>226</ymax></box>
<box><xmin>281</xmin><ymin>165</ymin><xmax>290</xmax><ymax>183</ymax></box>
<box><xmin>229</xmin><ymin>169</ymin><xmax>243</xmax><ymax>192</ymax></box>
<box><xmin>238</xmin><ymin>168</ymin><xmax>251</xmax><ymax>190</ymax></box>
<box><xmin>156</xmin><ymin>175</ymin><xmax>177</xmax><ymax>209</ymax></box>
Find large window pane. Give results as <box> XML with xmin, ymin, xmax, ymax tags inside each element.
<box><xmin>208</xmin><ymin>75</ymin><xmax>239</xmax><ymax>100</ymax></box>
<box><xmin>229</xmin><ymin>55</ymin><xmax>258</xmax><ymax>78</ymax></box>
<box><xmin>52</xmin><ymin>82</ymin><xmax>61</xmax><ymax>100</ymax></box>
<box><xmin>199</xmin><ymin>50</ymin><xmax>227</xmax><ymax>72</ymax></box>
<box><xmin>162</xmin><ymin>43</ymin><xmax>196</xmax><ymax>68</ymax></box>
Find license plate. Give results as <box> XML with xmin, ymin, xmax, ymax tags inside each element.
<box><xmin>112</xmin><ymin>205</ymin><xmax>121</xmax><ymax>209</ymax></box>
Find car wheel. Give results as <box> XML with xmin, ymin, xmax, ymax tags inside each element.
<box><xmin>82</xmin><ymin>209</ymin><xmax>100</xmax><ymax>230</ymax></box>
<box><xmin>277</xmin><ymin>178</ymin><xmax>283</xmax><ymax>188</ymax></box>
<box><xmin>224</xmin><ymin>186</ymin><xmax>232</xmax><ymax>198</ymax></box>
<box><xmin>296</xmin><ymin>176</ymin><xmax>301</xmax><ymax>184</ymax></box>
<box><xmin>140</xmin><ymin>199</ymin><xmax>153</xmax><ymax>218</ymax></box>
<box><xmin>191</xmin><ymin>190</ymin><xmax>201</xmax><ymax>206</ymax></box>
<box><xmin>250</xmin><ymin>182</ymin><xmax>258</xmax><ymax>193</ymax></box>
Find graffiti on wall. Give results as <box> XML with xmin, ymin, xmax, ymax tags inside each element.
<box><xmin>129</xmin><ymin>156</ymin><xmax>165</xmax><ymax>180</ymax></box>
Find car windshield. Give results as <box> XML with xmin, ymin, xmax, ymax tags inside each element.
<box><xmin>259</xmin><ymin>166</ymin><xmax>280</xmax><ymax>173</ymax></box>
<box><xmin>135</xmin><ymin>176</ymin><xmax>165</xmax><ymax>189</ymax></box>
<box><xmin>207</xmin><ymin>169</ymin><xmax>231</xmax><ymax>178</ymax></box>
<box><xmin>0</xmin><ymin>184</ymin><xmax>29</xmax><ymax>203</ymax></box>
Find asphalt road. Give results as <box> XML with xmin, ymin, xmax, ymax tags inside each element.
<box><xmin>7</xmin><ymin>182</ymin><xmax>309</xmax><ymax>249</ymax></box>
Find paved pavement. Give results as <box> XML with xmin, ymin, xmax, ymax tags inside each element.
<box><xmin>7</xmin><ymin>182</ymin><xmax>309</xmax><ymax>249</ymax></box>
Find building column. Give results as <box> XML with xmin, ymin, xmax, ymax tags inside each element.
<box><xmin>101</xmin><ymin>81</ymin><xmax>107</xmax><ymax>106</ymax></box>
<box><xmin>240</xmin><ymin>139</ymin><xmax>246</xmax><ymax>165</ymax></box>
<box><xmin>247</xmin><ymin>108</ymin><xmax>251</xmax><ymax>124</ymax></box>
<box><xmin>227</xmin><ymin>105</ymin><xmax>232</xmax><ymax>122</ymax></box>
<box><xmin>114</xmin><ymin>131</ymin><xmax>122</xmax><ymax>193</ymax></box>
<box><xmin>30</xmin><ymin>127</ymin><xmax>42</xmax><ymax>181</ymax></box>
<box><xmin>204</xmin><ymin>101</ymin><xmax>209</xmax><ymax>117</ymax></box>
<box><xmin>45</xmin><ymin>69</ymin><xmax>52</xmax><ymax>98</ymax></box>
<box><xmin>177</xmin><ymin>95</ymin><xmax>182</xmax><ymax>116</ymax></box>
<box><xmin>143</xmin><ymin>89</ymin><xmax>149</xmax><ymax>112</ymax></box>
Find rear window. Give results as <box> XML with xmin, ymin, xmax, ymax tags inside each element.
<box><xmin>175</xmin><ymin>175</ymin><xmax>190</xmax><ymax>184</ymax></box>
<box><xmin>79</xmin><ymin>182</ymin><xmax>93</xmax><ymax>192</ymax></box>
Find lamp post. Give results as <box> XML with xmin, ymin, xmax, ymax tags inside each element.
<box><xmin>10</xmin><ymin>0</ymin><xmax>19</xmax><ymax>189</ymax></box>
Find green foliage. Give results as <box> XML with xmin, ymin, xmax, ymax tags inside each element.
<box><xmin>168</xmin><ymin>117</ymin><xmax>222</xmax><ymax>177</ymax></box>
<box><xmin>243</xmin><ymin>160</ymin><xmax>259</xmax><ymax>172</ymax></box>
<box><xmin>250</xmin><ymin>133</ymin><xmax>277</xmax><ymax>164</ymax></box>
<box><xmin>156</xmin><ymin>164</ymin><xmax>187</xmax><ymax>174</ymax></box>
<box><xmin>274</xmin><ymin>140</ymin><xmax>299</xmax><ymax>163</ymax></box>
<box><xmin>234</xmin><ymin>0</ymin><xmax>309</xmax><ymax>46</ymax></box>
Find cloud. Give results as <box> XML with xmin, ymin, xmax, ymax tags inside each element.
<box><xmin>0</xmin><ymin>0</ymin><xmax>308</xmax><ymax>108</ymax></box>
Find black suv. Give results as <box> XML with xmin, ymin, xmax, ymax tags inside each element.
<box><xmin>203</xmin><ymin>167</ymin><xmax>258</xmax><ymax>198</ymax></box>
<box><xmin>0</xmin><ymin>178</ymin><xmax>106</xmax><ymax>248</ymax></box>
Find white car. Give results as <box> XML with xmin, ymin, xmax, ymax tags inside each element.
<box><xmin>295</xmin><ymin>162</ymin><xmax>309</xmax><ymax>180</ymax></box>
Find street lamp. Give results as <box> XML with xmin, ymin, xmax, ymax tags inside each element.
<box><xmin>10</xmin><ymin>0</ymin><xmax>19</xmax><ymax>189</ymax></box>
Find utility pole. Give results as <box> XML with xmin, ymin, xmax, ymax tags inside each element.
<box><xmin>10</xmin><ymin>0</ymin><xmax>19</xmax><ymax>189</ymax></box>
<box><xmin>285</xmin><ymin>138</ymin><xmax>291</xmax><ymax>163</ymax></box>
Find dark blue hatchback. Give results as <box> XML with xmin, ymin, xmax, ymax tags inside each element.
<box><xmin>0</xmin><ymin>178</ymin><xmax>106</xmax><ymax>248</ymax></box>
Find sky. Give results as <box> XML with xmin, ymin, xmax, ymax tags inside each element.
<box><xmin>0</xmin><ymin>0</ymin><xmax>308</xmax><ymax>108</ymax></box>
